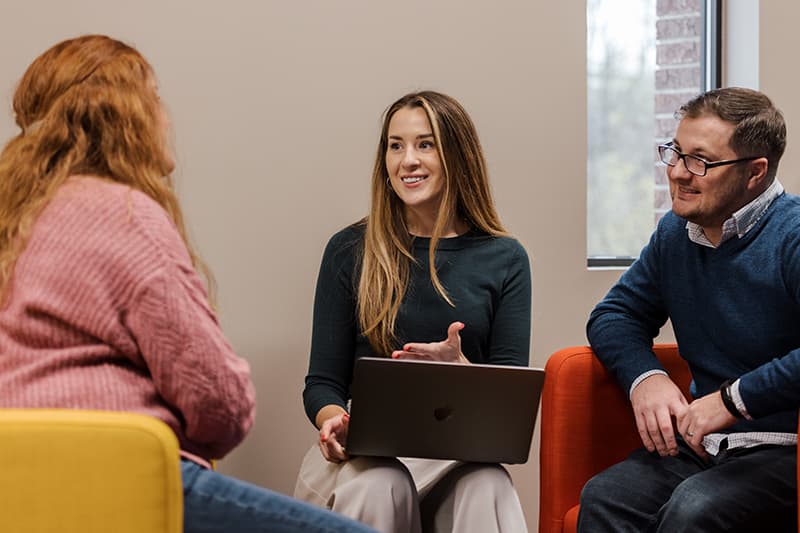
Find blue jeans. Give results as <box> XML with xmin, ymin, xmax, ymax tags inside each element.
<box><xmin>181</xmin><ymin>460</ymin><xmax>377</xmax><ymax>533</ymax></box>
<box><xmin>577</xmin><ymin>441</ymin><xmax>797</xmax><ymax>533</ymax></box>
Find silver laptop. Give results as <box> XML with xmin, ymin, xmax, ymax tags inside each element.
<box><xmin>345</xmin><ymin>357</ymin><xmax>544</xmax><ymax>464</ymax></box>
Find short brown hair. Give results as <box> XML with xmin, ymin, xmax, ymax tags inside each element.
<box><xmin>677</xmin><ymin>87</ymin><xmax>786</xmax><ymax>181</ymax></box>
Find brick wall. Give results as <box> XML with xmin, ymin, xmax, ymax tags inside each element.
<box><xmin>654</xmin><ymin>0</ymin><xmax>702</xmax><ymax>222</ymax></box>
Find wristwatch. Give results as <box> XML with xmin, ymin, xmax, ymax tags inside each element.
<box><xmin>719</xmin><ymin>379</ymin><xmax>744</xmax><ymax>419</ymax></box>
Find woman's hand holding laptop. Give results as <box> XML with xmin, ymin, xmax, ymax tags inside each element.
<box><xmin>317</xmin><ymin>407</ymin><xmax>350</xmax><ymax>463</ymax></box>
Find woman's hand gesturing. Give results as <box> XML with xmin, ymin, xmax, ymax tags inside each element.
<box><xmin>391</xmin><ymin>322</ymin><xmax>469</xmax><ymax>364</ymax></box>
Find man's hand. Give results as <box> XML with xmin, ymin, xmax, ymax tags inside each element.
<box><xmin>677</xmin><ymin>391</ymin><xmax>738</xmax><ymax>457</ymax></box>
<box><xmin>630</xmin><ymin>374</ymin><xmax>689</xmax><ymax>456</ymax></box>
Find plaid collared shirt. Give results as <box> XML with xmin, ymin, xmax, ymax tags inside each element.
<box><xmin>685</xmin><ymin>179</ymin><xmax>784</xmax><ymax>248</ymax></box>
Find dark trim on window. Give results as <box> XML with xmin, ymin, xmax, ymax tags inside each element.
<box><xmin>702</xmin><ymin>0</ymin><xmax>723</xmax><ymax>91</ymax></box>
<box><xmin>587</xmin><ymin>257</ymin><xmax>636</xmax><ymax>268</ymax></box>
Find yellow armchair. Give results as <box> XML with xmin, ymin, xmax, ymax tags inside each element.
<box><xmin>0</xmin><ymin>408</ymin><xmax>183</xmax><ymax>532</ymax></box>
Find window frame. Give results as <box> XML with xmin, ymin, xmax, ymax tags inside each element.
<box><xmin>586</xmin><ymin>0</ymin><xmax>722</xmax><ymax>269</ymax></box>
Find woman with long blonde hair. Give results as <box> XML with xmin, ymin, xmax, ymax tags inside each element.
<box><xmin>0</xmin><ymin>34</ymin><xmax>375</xmax><ymax>533</ymax></box>
<box><xmin>296</xmin><ymin>91</ymin><xmax>532</xmax><ymax>532</ymax></box>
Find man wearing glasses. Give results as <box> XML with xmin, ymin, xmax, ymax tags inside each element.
<box><xmin>579</xmin><ymin>87</ymin><xmax>798</xmax><ymax>532</ymax></box>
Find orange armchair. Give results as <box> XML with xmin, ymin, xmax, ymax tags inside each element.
<box><xmin>538</xmin><ymin>344</ymin><xmax>692</xmax><ymax>533</ymax></box>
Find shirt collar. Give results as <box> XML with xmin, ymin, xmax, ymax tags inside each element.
<box><xmin>686</xmin><ymin>180</ymin><xmax>784</xmax><ymax>248</ymax></box>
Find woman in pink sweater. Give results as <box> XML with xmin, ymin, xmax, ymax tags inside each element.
<box><xmin>0</xmin><ymin>34</ymin><xmax>374</xmax><ymax>533</ymax></box>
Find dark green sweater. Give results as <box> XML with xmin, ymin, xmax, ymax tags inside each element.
<box><xmin>302</xmin><ymin>222</ymin><xmax>532</xmax><ymax>424</ymax></box>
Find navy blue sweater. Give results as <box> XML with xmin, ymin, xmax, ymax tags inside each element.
<box><xmin>302</xmin><ymin>223</ymin><xmax>532</xmax><ymax>425</ymax></box>
<box><xmin>588</xmin><ymin>193</ymin><xmax>800</xmax><ymax>434</ymax></box>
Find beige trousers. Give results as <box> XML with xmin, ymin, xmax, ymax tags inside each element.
<box><xmin>294</xmin><ymin>445</ymin><xmax>528</xmax><ymax>533</ymax></box>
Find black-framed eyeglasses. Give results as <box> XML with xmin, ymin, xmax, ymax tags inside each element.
<box><xmin>657</xmin><ymin>142</ymin><xmax>763</xmax><ymax>177</ymax></box>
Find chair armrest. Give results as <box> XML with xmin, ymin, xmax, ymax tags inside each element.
<box><xmin>538</xmin><ymin>344</ymin><xmax>688</xmax><ymax>533</ymax></box>
<box><xmin>0</xmin><ymin>408</ymin><xmax>183</xmax><ymax>533</ymax></box>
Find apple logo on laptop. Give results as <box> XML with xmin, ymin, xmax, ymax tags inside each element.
<box><xmin>433</xmin><ymin>405</ymin><xmax>453</xmax><ymax>422</ymax></box>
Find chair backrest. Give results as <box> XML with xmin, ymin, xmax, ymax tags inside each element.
<box><xmin>0</xmin><ymin>408</ymin><xmax>183</xmax><ymax>533</ymax></box>
<box><xmin>538</xmin><ymin>344</ymin><xmax>690</xmax><ymax>533</ymax></box>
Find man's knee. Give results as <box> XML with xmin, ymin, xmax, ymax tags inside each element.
<box><xmin>580</xmin><ymin>471</ymin><xmax>613</xmax><ymax>508</ymax></box>
<box><xmin>577</xmin><ymin>468</ymin><xmax>646</xmax><ymax>528</ymax></box>
<box><xmin>658</xmin><ymin>480</ymin><xmax>717</xmax><ymax>529</ymax></box>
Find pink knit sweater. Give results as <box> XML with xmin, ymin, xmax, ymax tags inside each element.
<box><xmin>0</xmin><ymin>176</ymin><xmax>255</xmax><ymax>462</ymax></box>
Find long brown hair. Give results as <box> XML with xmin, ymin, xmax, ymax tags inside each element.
<box><xmin>358</xmin><ymin>91</ymin><xmax>507</xmax><ymax>355</ymax></box>
<box><xmin>0</xmin><ymin>34</ymin><xmax>213</xmax><ymax>303</ymax></box>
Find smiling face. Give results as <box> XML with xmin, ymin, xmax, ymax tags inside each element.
<box><xmin>385</xmin><ymin>106</ymin><xmax>445</xmax><ymax>233</ymax></box>
<box><xmin>668</xmin><ymin>114</ymin><xmax>759</xmax><ymax>242</ymax></box>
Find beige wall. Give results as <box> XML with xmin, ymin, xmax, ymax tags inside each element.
<box><xmin>0</xmin><ymin>1</ymin><xmax>795</xmax><ymax>530</ymax></box>
<box><xmin>761</xmin><ymin>2</ymin><xmax>800</xmax><ymax>193</ymax></box>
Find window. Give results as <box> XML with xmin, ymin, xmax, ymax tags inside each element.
<box><xmin>587</xmin><ymin>0</ymin><xmax>720</xmax><ymax>267</ymax></box>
